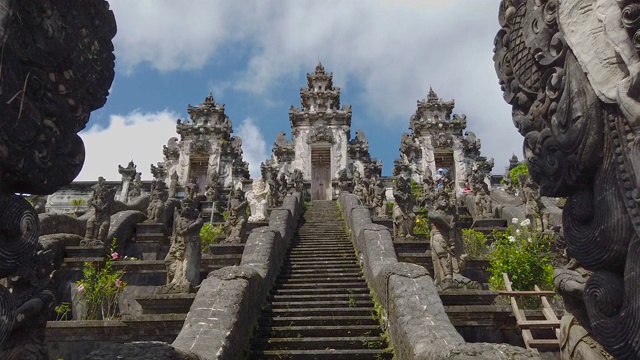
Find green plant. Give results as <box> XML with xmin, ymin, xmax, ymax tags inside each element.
<box><xmin>413</xmin><ymin>214</ymin><xmax>430</xmax><ymax>237</ymax></box>
<box><xmin>461</xmin><ymin>228</ymin><xmax>488</xmax><ymax>259</ymax></box>
<box><xmin>508</xmin><ymin>163</ymin><xmax>528</xmax><ymax>188</ymax></box>
<box><xmin>54</xmin><ymin>302</ymin><xmax>71</xmax><ymax>321</ymax></box>
<box><xmin>222</xmin><ymin>211</ymin><xmax>229</xmax><ymax>221</ymax></box>
<box><xmin>75</xmin><ymin>238</ymin><xmax>126</xmax><ymax>320</ymax></box>
<box><xmin>488</xmin><ymin>218</ymin><xmax>554</xmax><ymax>296</ymax></box>
<box><xmin>386</xmin><ymin>201</ymin><xmax>394</xmax><ymax>215</ymax></box>
<box><xmin>409</xmin><ymin>179</ymin><xmax>423</xmax><ymax>200</ymax></box>
<box><xmin>71</xmin><ymin>198</ymin><xmax>86</xmax><ymax>212</ymax></box>
<box><xmin>200</xmin><ymin>222</ymin><xmax>224</xmax><ymax>253</ymax></box>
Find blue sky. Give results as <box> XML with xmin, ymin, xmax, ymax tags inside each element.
<box><xmin>77</xmin><ymin>0</ymin><xmax>520</xmax><ymax>181</ymax></box>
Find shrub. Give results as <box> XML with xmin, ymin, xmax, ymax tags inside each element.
<box><xmin>200</xmin><ymin>222</ymin><xmax>224</xmax><ymax>253</ymax></box>
<box><xmin>461</xmin><ymin>228</ymin><xmax>488</xmax><ymax>259</ymax></box>
<box><xmin>488</xmin><ymin>218</ymin><xmax>554</xmax><ymax>294</ymax></box>
<box><xmin>508</xmin><ymin>163</ymin><xmax>528</xmax><ymax>188</ymax></box>
<box><xmin>413</xmin><ymin>214</ymin><xmax>430</xmax><ymax>238</ymax></box>
<box><xmin>409</xmin><ymin>179</ymin><xmax>423</xmax><ymax>200</ymax></box>
<box><xmin>54</xmin><ymin>302</ymin><xmax>71</xmax><ymax>321</ymax></box>
<box><xmin>386</xmin><ymin>201</ymin><xmax>394</xmax><ymax>215</ymax></box>
<box><xmin>75</xmin><ymin>238</ymin><xmax>126</xmax><ymax>320</ymax></box>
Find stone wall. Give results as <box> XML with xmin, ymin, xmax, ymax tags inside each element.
<box><xmin>338</xmin><ymin>192</ymin><xmax>539</xmax><ymax>360</ymax></box>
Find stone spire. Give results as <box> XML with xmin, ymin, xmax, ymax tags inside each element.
<box><xmin>410</xmin><ymin>87</ymin><xmax>465</xmax><ymax>137</ymax></box>
<box><xmin>176</xmin><ymin>93</ymin><xmax>232</xmax><ymax>138</ymax></box>
<box><xmin>289</xmin><ymin>62</ymin><xmax>352</xmax><ymax>128</ymax></box>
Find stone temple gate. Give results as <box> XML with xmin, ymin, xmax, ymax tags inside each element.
<box><xmin>262</xmin><ymin>62</ymin><xmax>381</xmax><ymax>200</ymax></box>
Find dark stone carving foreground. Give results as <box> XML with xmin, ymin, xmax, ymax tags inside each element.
<box><xmin>494</xmin><ymin>0</ymin><xmax>640</xmax><ymax>358</ymax></box>
<box><xmin>0</xmin><ymin>0</ymin><xmax>115</xmax><ymax>358</ymax></box>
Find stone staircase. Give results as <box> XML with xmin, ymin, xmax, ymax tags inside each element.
<box><xmin>251</xmin><ymin>200</ymin><xmax>393</xmax><ymax>359</ymax></box>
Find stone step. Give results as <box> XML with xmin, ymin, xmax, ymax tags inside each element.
<box><xmin>64</xmin><ymin>246</ymin><xmax>106</xmax><ymax>258</ymax></box>
<box><xmin>393</xmin><ymin>241</ymin><xmax>430</xmax><ymax>252</ymax></box>
<box><xmin>208</xmin><ymin>243</ymin><xmax>245</xmax><ymax>255</ymax></box>
<box><xmin>260</xmin><ymin>336</ymin><xmax>386</xmax><ymax>351</ymax></box>
<box><xmin>270</xmin><ymin>293</ymin><xmax>372</xmax><ymax>302</ymax></box>
<box><xmin>276</xmin><ymin>276</ymin><xmax>364</xmax><ymax>284</ymax></box>
<box><xmin>262</xmin><ymin>316</ymin><xmax>380</xmax><ymax>327</ymax></box>
<box><xmin>439</xmin><ymin>289</ymin><xmax>499</xmax><ymax>306</ymax></box>
<box><xmin>286</xmin><ymin>256</ymin><xmax>358</xmax><ymax>263</ymax></box>
<box><xmin>283</xmin><ymin>259</ymin><xmax>358</xmax><ymax>266</ymax></box>
<box><xmin>279</xmin><ymin>271</ymin><xmax>362</xmax><ymax>278</ymax></box>
<box><xmin>269</xmin><ymin>299</ymin><xmax>374</xmax><ymax>309</ymax></box>
<box><xmin>279</xmin><ymin>266</ymin><xmax>361</xmax><ymax>274</ymax></box>
<box><xmin>265</xmin><ymin>307</ymin><xmax>374</xmax><ymax>318</ymax></box>
<box><xmin>274</xmin><ymin>282</ymin><xmax>368</xmax><ymax>290</ymax></box>
<box><xmin>254</xmin><ymin>348</ymin><xmax>392</xmax><ymax>359</ymax></box>
<box><xmin>135</xmin><ymin>293</ymin><xmax>196</xmax><ymax>314</ymax></box>
<box><xmin>259</xmin><ymin>324</ymin><xmax>382</xmax><ymax>338</ymax></box>
<box><xmin>272</xmin><ymin>287</ymin><xmax>371</xmax><ymax>296</ymax></box>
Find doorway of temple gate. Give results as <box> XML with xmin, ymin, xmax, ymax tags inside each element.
<box><xmin>311</xmin><ymin>147</ymin><xmax>331</xmax><ymax>200</ymax></box>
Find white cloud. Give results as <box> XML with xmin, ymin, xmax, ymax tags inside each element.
<box><xmin>77</xmin><ymin>110</ymin><xmax>179</xmax><ymax>181</ymax></box>
<box><xmin>110</xmin><ymin>0</ymin><xmax>521</xmax><ymax>171</ymax></box>
<box><xmin>236</xmin><ymin>118</ymin><xmax>269</xmax><ymax>179</ymax></box>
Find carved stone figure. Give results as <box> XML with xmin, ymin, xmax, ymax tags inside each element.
<box><xmin>474</xmin><ymin>184</ymin><xmax>493</xmax><ymax>219</ymax></box>
<box><xmin>224</xmin><ymin>188</ymin><xmax>248</xmax><ymax>244</ymax></box>
<box><xmin>493</xmin><ymin>0</ymin><xmax>640</xmax><ymax>356</ymax></box>
<box><xmin>247</xmin><ymin>178</ymin><xmax>269</xmax><ymax>222</ymax></box>
<box><xmin>337</xmin><ymin>169</ymin><xmax>351</xmax><ymax>192</ymax></box>
<box><xmin>30</xmin><ymin>196</ymin><xmax>47</xmax><ymax>214</ymax></box>
<box><xmin>291</xmin><ymin>169</ymin><xmax>304</xmax><ymax>194</ymax></box>
<box><xmin>392</xmin><ymin>177</ymin><xmax>415</xmax><ymax>239</ymax></box>
<box><xmin>0</xmin><ymin>1</ymin><xmax>116</xmax><ymax>355</ymax></box>
<box><xmin>429</xmin><ymin>191</ymin><xmax>480</xmax><ymax>291</ymax></box>
<box><xmin>82</xmin><ymin>184</ymin><xmax>116</xmax><ymax>246</ymax></box>
<box><xmin>145</xmin><ymin>180</ymin><xmax>168</xmax><ymax>224</ymax></box>
<box><xmin>373</xmin><ymin>178</ymin><xmax>387</xmax><ymax>218</ymax></box>
<box><xmin>205</xmin><ymin>172</ymin><xmax>220</xmax><ymax>202</ymax></box>
<box><xmin>159</xmin><ymin>201</ymin><xmax>204</xmax><ymax>294</ymax></box>
<box><xmin>186</xmin><ymin>176</ymin><xmax>199</xmax><ymax>200</ymax></box>
<box><xmin>169</xmin><ymin>171</ymin><xmax>178</xmax><ymax>198</ymax></box>
<box><xmin>353</xmin><ymin>176</ymin><xmax>368</xmax><ymax>205</ymax></box>
<box><xmin>128</xmin><ymin>172</ymin><xmax>142</xmax><ymax>199</ymax></box>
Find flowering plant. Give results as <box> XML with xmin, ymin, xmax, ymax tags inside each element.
<box><xmin>488</xmin><ymin>218</ymin><xmax>554</xmax><ymax>294</ymax></box>
<box><xmin>75</xmin><ymin>238</ymin><xmax>127</xmax><ymax>320</ymax></box>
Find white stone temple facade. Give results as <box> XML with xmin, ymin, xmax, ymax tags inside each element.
<box><xmin>264</xmin><ymin>63</ymin><xmax>381</xmax><ymax>200</ymax></box>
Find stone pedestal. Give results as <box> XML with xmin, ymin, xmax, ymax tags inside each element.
<box><xmin>128</xmin><ymin>223</ymin><xmax>167</xmax><ymax>260</ymax></box>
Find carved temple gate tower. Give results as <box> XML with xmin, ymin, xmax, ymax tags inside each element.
<box><xmin>265</xmin><ymin>63</ymin><xmax>381</xmax><ymax>200</ymax></box>
<box><xmin>157</xmin><ymin>94</ymin><xmax>249</xmax><ymax>195</ymax></box>
<box><xmin>395</xmin><ymin>88</ymin><xmax>492</xmax><ymax>195</ymax></box>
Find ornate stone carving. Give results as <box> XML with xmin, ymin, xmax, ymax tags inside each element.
<box><xmin>163</xmin><ymin>137</ymin><xmax>180</xmax><ymax>160</ymax></box>
<box><xmin>291</xmin><ymin>169</ymin><xmax>304</xmax><ymax>194</ymax></box>
<box><xmin>247</xmin><ymin>178</ymin><xmax>269</xmax><ymax>222</ymax></box>
<box><xmin>82</xmin><ymin>183</ymin><xmax>116</xmax><ymax>246</ymax></box>
<box><xmin>474</xmin><ymin>184</ymin><xmax>493</xmax><ymax>219</ymax></box>
<box><xmin>185</xmin><ymin>176</ymin><xmax>199</xmax><ymax>200</ymax></box>
<box><xmin>150</xmin><ymin>162</ymin><xmax>168</xmax><ymax>180</ymax></box>
<box><xmin>307</xmin><ymin>124</ymin><xmax>335</xmax><ymax>144</ymax></box>
<box><xmin>372</xmin><ymin>178</ymin><xmax>387</xmax><ymax>218</ymax></box>
<box><xmin>159</xmin><ymin>200</ymin><xmax>203</xmax><ymax>294</ymax></box>
<box><xmin>128</xmin><ymin>172</ymin><xmax>142</xmax><ymax>199</ymax></box>
<box><xmin>168</xmin><ymin>171</ymin><xmax>178</xmax><ymax>198</ymax></box>
<box><xmin>273</xmin><ymin>131</ymin><xmax>295</xmax><ymax>163</ymax></box>
<box><xmin>223</xmin><ymin>188</ymin><xmax>248</xmax><ymax>244</ymax></box>
<box><xmin>0</xmin><ymin>1</ymin><xmax>116</xmax><ymax>355</ymax></box>
<box><xmin>392</xmin><ymin>177</ymin><xmax>415</xmax><ymax>239</ymax></box>
<box><xmin>145</xmin><ymin>180</ymin><xmax>168</xmax><ymax>224</ymax></box>
<box><xmin>493</xmin><ymin>1</ymin><xmax>640</xmax><ymax>357</ymax></box>
<box><xmin>429</xmin><ymin>191</ymin><xmax>480</xmax><ymax>291</ymax></box>
<box><xmin>118</xmin><ymin>160</ymin><xmax>137</xmax><ymax>182</ymax></box>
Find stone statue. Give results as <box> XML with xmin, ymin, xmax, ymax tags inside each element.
<box><xmin>82</xmin><ymin>184</ymin><xmax>116</xmax><ymax>246</ymax></box>
<box><xmin>205</xmin><ymin>172</ymin><xmax>220</xmax><ymax>202</ymax></box>
<box><xmin>186</xmin><ymin>176</ymin><xmax>199</xmax><ymax>200</ymax></box>
<box><xmin>474</xmin><ymin>183</ymin><xmax>493</xmax><ymax>219</ymax></box>
<box><xmin>169</xmin><ymin>171</ymin><xmax>178</xmax><ymax>198</ymax></box>
<box><xmin>128</xmin><ymin>172</ymin><xmax>142</xmax><ymax>198</ymax></box>
<box><xmin>224</xmin><ymin>188</ymin><xmax>248</xmax><ymax>244</ymax></box>
<box><xmin>429</xmin><ymin>191</ymin><xmax>480</xmax><ymax>291</ymax></box>
<box><xmin>0</xmin><ymin>0</ymin><xmax>116</xmax><ymax>355</ymax></box>
<box><xmin>392</xmin><ymin>177</ymin><xmax>415</xmax><ymax>239</ymax></box>
<box><xmin>372</xmin><ymin>178</ymin><xmax>387</xmax><ymax>218</ymax></box>
<box><xmin>337</xmin><ymin>168</ymin><xmax>351</xmax><ymax>192</ymax></box>
<box><xmin>247</xmin><ymin>178</ymin><xmax>269</xmax><ymax>222</ymax></box>
<box><xmin>145</xmin><ymin>180</ymin><xmax>168</xmax><ymax>224</ymax></box>
<box><xmin>265</xmin><ymin>169</ymin><xmax>279</xmax><ymax>208</ymax></box>
<box><xmin>353</xmin><ymin>175</ymin><xmax>368</xmax><ymax>205</ymax></box>
<box><xmin>30</xmin><ymin>196</ymin><xmax>47</xmax><ymax>214</ymax></box>
<box><xmin>291</xmin><ymin>168</ymin><xmax>304</xmax><ymax>194</ymax></box>
<box><xmin>159</xmin><ymin>200</ymin><xmax>204</xmax><ymax>294</ymax></box>
<box><xmin>277</xmin><ymin>172</ymin><xmax>288</xmax><ymax>205</ymax></box>
<box><xmin>493</xmin><ymin>0</ymin><xmax>640</xmax><ymax>356</ymax></box>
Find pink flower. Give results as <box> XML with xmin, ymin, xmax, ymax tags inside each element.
<box><xmin>111</xmin><ymin>252</ymin><xmax>119</xmax><ymax>260</ymax></box>
<box><xmin>77</xmin><ymin>284</ymin><xmax>85</xmax><ymax>293</ymax></box>
<box><xmin>115</xmin><ymin>279</ymin><xmax>122</xmax><ymax>287</ymax></box>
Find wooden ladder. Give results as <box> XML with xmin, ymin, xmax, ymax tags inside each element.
<box><xmin>499</xmin><ymin>273</ymin><xmax>561</xmax><ymax>350</ymax></box>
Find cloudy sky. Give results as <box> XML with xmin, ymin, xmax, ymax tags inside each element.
<box><xmin>77</xmin><ymin>0</ymin><xmax>520</xmax><ymax>181</ymax></box>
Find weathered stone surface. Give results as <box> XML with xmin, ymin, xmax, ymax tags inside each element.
<box><xmin>268</xmin><ymin>208</ymin><xmax>292</xmax><ymax>244</ymax></box>
<box><xmin>356</xmin><ymin>223</ymin><xmax>398</xmax><ymax>282</ymax></box>
<box><xmin>240</xmin><ymin>227</ymin><xmax>284</xmax><ymax>298</ymax></box>
<box><xmin>172</xmin><ymin>266</ymin><xmax>261</xmax><ymax>360</ymax></box>
<box><xmin>84</xmin><ymin>341</ymin><xmax>201</xmax><ymax>360</ymax></box>
<box><xmin>107</xmin><ymin>210</ymin><xmax>147</xmax><ymax>245</ymax></box>
<box><xmin>39</xmin><ymin>213</ymin><xmax>86</xmax><ymax>237</ymax></box>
